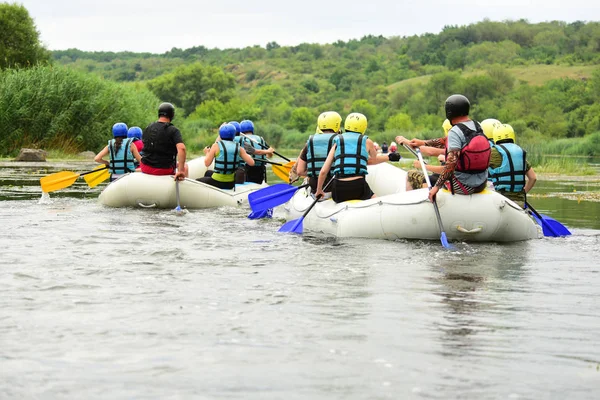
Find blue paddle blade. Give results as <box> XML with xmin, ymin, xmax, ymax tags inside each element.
<box><xmin>247</xmin><ymin>208</ymin><xmax>273</xmax><ymax>220</ymax></box>
<box><xmin>540</xmin><ymin>213</ymin><xmax>571</xmax><ymax>237</ymax></box>
<box><xmin>440</xmin><ymin>232</ymin><xmax>455</xmax><ymax>249</ymax></box>
<box><xmin>248</xmin><ymin>183</ymin><xmax>304</xmax><ymax>213</ymax></box>
<box><xmin>278</xmin><ymin>217</ymin><xmax>303</xmax><ymax>234</ymax></box>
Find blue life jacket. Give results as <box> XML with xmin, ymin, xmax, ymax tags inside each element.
<box><xmin>332</xmin><ymin>131</ymin><xmax>369</xmax><ymax>177</ymax></box>
<box><xmin>214</xmin><ymin>140</ymin><xmax>240</xmax><ymax>174</ymax></box>
<box><xmin>306</xmin><ymin>133</ymin><xmax>336</xmax><ymax>177</ymax></box>
<box><xmin>108</xmin><ymin>138</ymin><xmax>135</xmax><ymax>175</ymax></box>
<box><xmin>489</xmin><ymin>143</ymin><xmax>526</xmax><ymax>192</ymax></box>
<box><xmin>242</xmin><ymin>135</ymin><xmax>267</xmax><ymax>166</ymax></box>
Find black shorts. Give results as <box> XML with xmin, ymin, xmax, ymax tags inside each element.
<box><xmin>245</xmin><ymin>165</ymin><xmax>267</xmax><ymax>184</ymax></box>
<box><xmin>331</xmin><ymin>177</ymin><xmax>374</xmax><ymax>203</ymax></box>
<box><xmin>197</xmin><ymin>174</ymin><xmax>235</xmax><ymax>190</ymax></box>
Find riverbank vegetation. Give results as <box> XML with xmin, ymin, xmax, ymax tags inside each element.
<box><xmin>0</xmin><ymin>4</ymin><xmax>599</xmax><ymax>173</ymax></box>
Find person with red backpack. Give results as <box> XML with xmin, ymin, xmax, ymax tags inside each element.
<box><xmin>428</xmin><ymin>94</ymin><xmax>491</xmax><ymax>202</ymax></box>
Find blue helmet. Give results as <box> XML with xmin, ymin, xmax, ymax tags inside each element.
<box><xmin>112</xmin><ymin>122</ymin><xmax>128</xmax><ymax>138</ymax></box>
<box><xmin>240</xmin><ymin>120</ymin><xmax>254</xmax><ymax>133</ymax></box>
<box><xmin>127</xmin><ymin>126</ymin><xmax>143</xmax><ymax>140</ymax></box>
<box><xmin>228</xmin><ymin>121</ymin><xmax>241</xmax><ymax>135</ymax></box>
<box><xmin>219</xmin><ymin>123</ymin><xmax>236</xmax><ymax>140</ymax></box>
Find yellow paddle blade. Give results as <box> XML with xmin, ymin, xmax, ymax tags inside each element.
<box><xmin>271</xmin><ymin>161</ymin><xmax>295</xmax><ymax>182</ymax></box>
<box><xmin>40</xmin><ymin>171</ymin><xmax>80</xmax><ymax>193</ymax></box>
<box><xmin>83</xmin><ymin>165</ymin><xmax>110</xmax><ymax>188</ymax></box>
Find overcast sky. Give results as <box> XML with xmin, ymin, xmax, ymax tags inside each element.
<box><xmin>19</xmin><ymin>0</ymin><xmax>600</xmax><ymax>53</ymax></box>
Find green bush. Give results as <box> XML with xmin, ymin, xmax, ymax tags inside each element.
<box><xmin>0</xmin><ymin>65</ymin><xmax>159</xmax><ymax>155</ymax></box>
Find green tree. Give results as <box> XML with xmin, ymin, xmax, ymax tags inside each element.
<box><xmin>0</xmin><ymin>3</ymin><xmax>51</xmax><ymax>69</ymax></box>
<box><xmin>288</xmin><ymin>107</ymin><xmax>315</xmax><ymax>131</ymax></box>
<box><xmin>146</xmin><ymin>62</ymin><xmax>236</xmax><ymax>116</ymax></box>
<box><xmin>385</xmin><ymin>113</ymin><xmax>414</xmax><ymax>131</ymax></box>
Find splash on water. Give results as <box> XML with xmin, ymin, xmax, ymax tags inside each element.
<box><xmin>38</xmin><ymin>191</ymin><xmax>52</xmax><ymax>205</ymax></box>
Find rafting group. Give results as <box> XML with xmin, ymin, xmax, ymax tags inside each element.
<box><xmin>39</xmin><ymin>95</ymin><xmax>571</xmax><ymax>243</ymax></box>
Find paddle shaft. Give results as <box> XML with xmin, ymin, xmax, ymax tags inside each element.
<box><xmin>417</xmin><ymin>148</ymin><xmax>451</xmax><ymax>248</ymax></box>
<box><xmin>252</xmin><ymin>158</ymin><xmax>290</xmax><ymax>167</ymax></box>
<box><xmin>525</xmin><ymin>201</ymin><xmax>559</xmax><ymax>236</ymax></box>
<box><xmin>240</xmin><ymin>133</ymin><xmax>290</xmax><ymax>161</ymax></box>
<box><xmin>403</xmin><ymin>144</ymin><xmax>427</xmax><ymax>164</ymax></box>
<box><xmin>83</xmin><ymin>165</ymin><xmax>109</xmax><ymax>176</ymax></box>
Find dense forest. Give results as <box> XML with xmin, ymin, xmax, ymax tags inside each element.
<box><xmin>1</xmin><ymin>4</ymin><xmax>599</xmax><ymax>158</ymax></box>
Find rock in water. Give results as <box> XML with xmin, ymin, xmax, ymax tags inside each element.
<box><xmin>15</xmin><ymin>148</ymin><xmax>47</xmax><ymax>162</ymax></box>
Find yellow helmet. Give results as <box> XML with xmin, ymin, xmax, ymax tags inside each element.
<box><xmin>317</xmin><ymin>111</ymin><xmax>342</xmax><ymax>133</ymax></box>
<box><xmin>493</xmin><ymin>123</ymin><xmax>516</xmax><ymax>144</ymax></box>
<box><xmin>344</xmin><ymin>112</ymin><xmax>368</xmax><ymax>134</ymax></box>
<box><xmin>442</xmin><ymin>119</ymin><xmax>452</xmax><ymax>136</ymax></box>
<box><xmin>481</xmin><ymin>118</ymin><xmax>501</xmax><ymax>140</ymax></box>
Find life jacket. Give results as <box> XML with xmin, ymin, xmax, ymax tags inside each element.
<box><xmin>306</xmin><ymin>133</ymin><xmax>336</xmax><ymax>177</ymax></box>
<box><xmin>242</xmin><ymin>134</ymin><xmax>267</xmax><ymax>166</ymax></box>
<box><xmin>489</xmin><ymin>143</ymin><xmax>526</xmax><ymax>192</ymax></box>
<box><xmin>214</xmin><ymin>140</ymin><xmax>240</xmax><ymax>175</ymax></box>
<box><xmin>332</xmin><ymin>131</ymin><xmax>369</xmax><ymax>177</ymax></box>
<box><xmin>447</xmin><ymin>121</ymin><xmax>491</xmax><ymax>174</ymax></box>
<box><xmin>141</xmin><ymin>122</ymin><xmax>179</xmax><ymax>169</ymax></box>
<box><xmin>108</xmin><ymin>138</ymin><xmax>135</xmax><ymax>175</ymax></box>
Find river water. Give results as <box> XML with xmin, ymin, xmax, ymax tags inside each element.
<box><xmin>1</xmin><ymin>162</ymin><xmax>599</xmax><ymax>399</ymax></box>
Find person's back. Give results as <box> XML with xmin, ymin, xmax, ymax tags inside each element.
<box><xmin>488</xmin><ymin>123</ymin><xmax>535</xmax><ymax>207</ymax></box>
<box><xmin>140</xmin><ymin>102</ymin><xmax>188</xmax><ymax>180</ymax></box>
<box><xmin>315</xmin><ymin>113</ymin><xmax>375</xmax><ymax>203</ymax></box>
<box><xmin>199</xmin><ymin>123</ymin><xmax>254</xmax><ymax>190</ymax></box>
<box><xmin>127</xmin><ymin>126</ymin><xmax>144</xmax><ymax>168</ymax></box>
<box><xmin>427</xmin><ymin>94</ymin><xmax>490</xmax><ymax>202</ymax></box>
<box><xmin>447</xmin><ymin>119</ymin><xmax>490</xmax><ymax>193</ymax></box>
<box><xmin>94</xmin><ymin>122</ymin><xmax>141</xmax><ymax>181</ymax></box>
<box><xmin>381</xmin><ymin>141</ymin><xmax>388</xmax><ymax>154</ymax></box>
<box><xmin>239</xmin><ymin>120</ymin><xmax>270</xmax><ymax>184</ymax></box>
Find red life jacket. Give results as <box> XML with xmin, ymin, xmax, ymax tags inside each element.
<box><xmin>446</xmin><ymin>121</ymin><xmax>491</xmax><ymax>174</ymax></box>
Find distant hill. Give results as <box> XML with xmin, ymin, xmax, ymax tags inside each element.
<box><xmin>49</xmin><ymin>20</ymin><xmax>600</xmax><ymax>149</ymax></box>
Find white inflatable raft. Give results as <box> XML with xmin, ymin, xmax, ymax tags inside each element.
<box><xmin>98</xmin><ymin>157</ymin><xmax>265</xmax><ymax>209</ymax></box>
<box><xmin>282</xmin><ymin>163</ymin><xmax>540</xmax><ymax>242</ymax></box>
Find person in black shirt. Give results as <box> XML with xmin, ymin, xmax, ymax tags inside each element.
<box><xmin>140</xmin><ymin>102</ymin><xmax>188</xmax><ymax>181</ymax></box>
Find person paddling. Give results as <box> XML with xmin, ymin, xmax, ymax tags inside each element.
<box><xmin>199</xmin><ymin>123</ymin><xmax>255</xmax><ymax>189</ymax></box>
<box><xmin>292</xmin><ymin>111</ymin><xmax>342</xmax><ymax>194</ymax></box>
<box><xmin>488</xmin><ymin>123</ymin><xmax>537</xmax><ymax>208</ymax></box>
<box><xmin>315</xmin><ymin>113</ymin><xmax>401</xmax><ymax>202</ymax></box>
<box><xmin>140</xmin><ymin>102</ymin><xmax>188</xmax><ymax>181</ymax></box>
<box><xmin>427</xmin><ymin>94</ymin><xmax>491</xmax><ymax>202</ymax></box>
<box><xmin>238</xmin><ymin>120</ymin><xmax>274</xmax><ymax>184</ymax></box>
<box><xmin>94</xmin><ymin>122</ymin><xmax>142</xmax><ymax>182</ymax></box>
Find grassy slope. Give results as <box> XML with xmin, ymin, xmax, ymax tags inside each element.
<box><xmin>386</xmin><ymin>65</ymin><xmax>598</xmax><ymax>91</ymax></box>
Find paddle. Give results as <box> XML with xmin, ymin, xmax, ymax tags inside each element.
<box><xmin>173</xmin><ymin>179</ymin><xmax>185</xmax><ymax>216</ymax></box>
<box><xmin>416</xmin><ymin>148</ymin><xmax>454</xmax><ymax>249</ymax></box>
<box><xmin>525</xmin><ymin>201</ymin><xmax>571</xmax><ymax>237</ymax></box>
<box><xmin>40</xmin><ymin>166</ymin><xmax>109</xmax><ymax>193</ymax></box>
<box><xmin>278</xmin><ymin>194</ymin><xmax>321</xmax><ymax>234</ymax></box>
<box><xmin>249</xmin><ymin>183</ymin><xmax>310</xmax><ymax>213</ymax></box>
<box><xmin>241</xmin><ymin>133</ymin><xmax>290</xmax><ymax>161</ymax></box>
<box><xmin>83</xmin><ymin>164</ymin><xmax>111</xmax><ymax>188</ymax></box>
<box><xmin>278</xmin><ymin>178</ymin><xmax>334</xmax><ymax>234</ymax></box>
<box><xmin>251</xmin><ymin>158</ymin><xmax>296</xmax><ymax>182</ymax></box>
<box><xmin>402</xmin><ymin>143</ymin><xmax>427</xmax><ymax>164</ymax></box>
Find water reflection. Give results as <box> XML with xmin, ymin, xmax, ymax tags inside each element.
<box><xmin>429</xmin><ymin>243</ymin><xmax>530</xmax><ymax>357</ymax></box>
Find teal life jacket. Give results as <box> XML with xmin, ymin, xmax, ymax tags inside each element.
<box><xmin>232</xmin><ymin>136</ymin><xmax>245</xmax><ymax>166</ymax></box>
<box><xmin>214</xmin><ymin>140</ymin><xmax>240</xmax><ymax>174</ymax></box>
<box><xmin>489</xmin><ymin>143</ymin><xmax>526</xmax><ymax>192</ymax></box>
<box><xmin>242</xmin><ymin>135</ymin><xmax>267</xmax><ymax>166</ymax></box>
<box><xmin>306</xmin><ymin>133</ymin><xmax>336</xmax><ymax>177</ymax></box>
<box><xmin>332</xmin><ymin>131</ymin><xmax>369</xmax><ymax>177</ymax></box>
<box><xmin>108</xmin><ymin>138</ymin><xmax>135</xmax><ymax>175</ymax></box>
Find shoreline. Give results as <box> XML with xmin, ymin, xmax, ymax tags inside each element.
<box><xmin>3</xmin><ymin>160</ymin><xmax>598</xmax><ymax>181</ymax></box>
